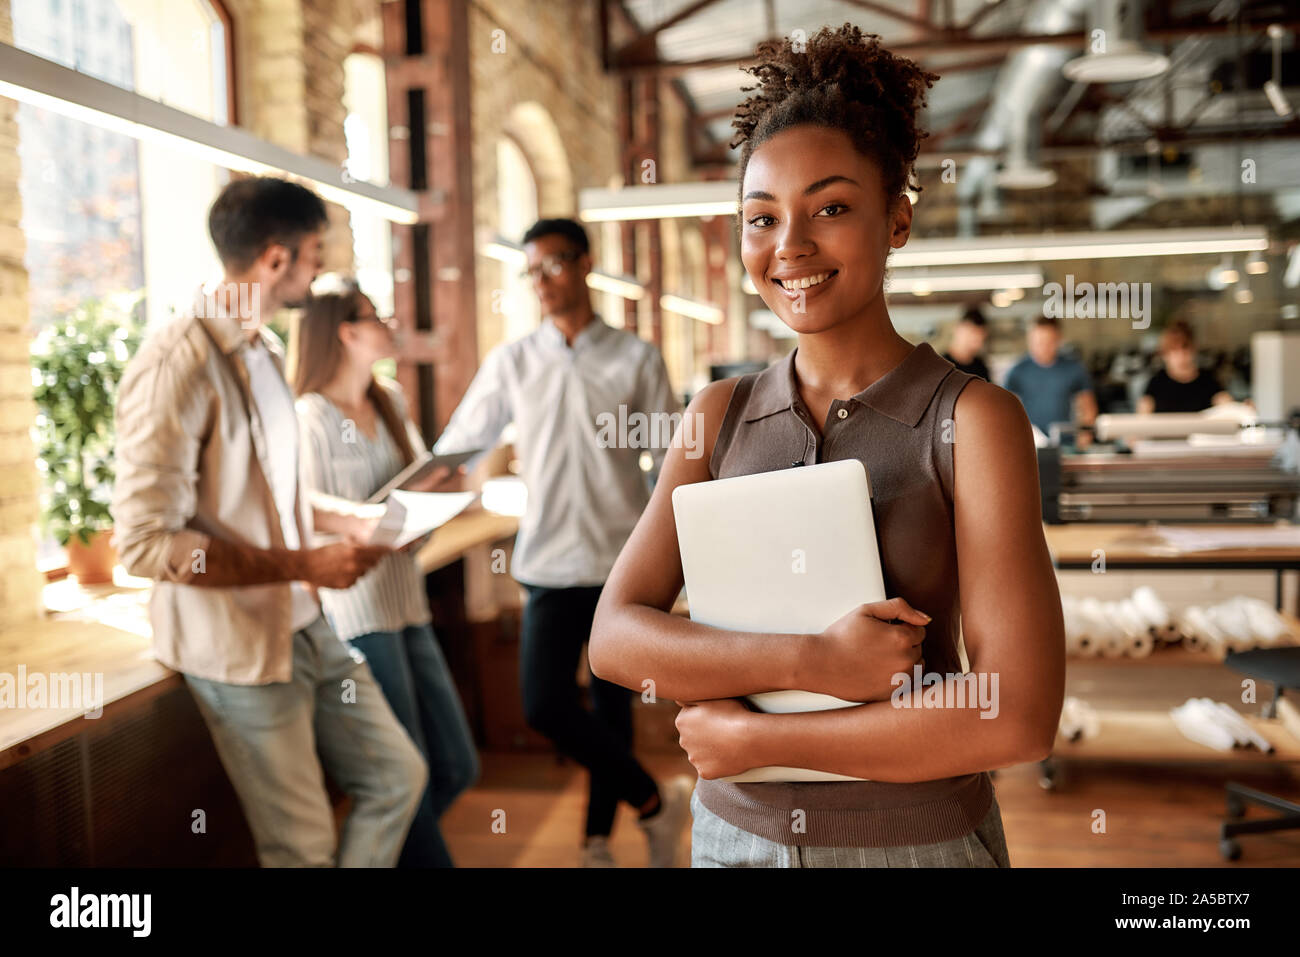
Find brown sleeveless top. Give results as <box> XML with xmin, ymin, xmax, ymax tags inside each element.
<box><xmin>695</xmin><ymin>341</ymin><xmax>994</xmax><ymax>847</ymax></box>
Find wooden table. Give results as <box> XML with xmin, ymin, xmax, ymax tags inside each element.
<box><xmin>1042</xmin><ymin>522</ymin><xmax>1300</xmax><ymax>612</ymax></box>
<box><xmin>1</xmin><ymin>572</ymin><xmax>176</xmax><ymax>769</ymax></box>
<box><xmin>416</xmin><ymin>507</ymin><xmax>520</xmax><ymax>575</ymax></box>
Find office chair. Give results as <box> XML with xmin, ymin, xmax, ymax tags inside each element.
<box><xmin>1219</xmin><ymin>647</ymin><xmax>1300</xmax><ymax>861</ymax></box>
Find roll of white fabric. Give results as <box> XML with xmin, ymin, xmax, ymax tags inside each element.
<box><xmin>1237</xmin><ymin>597</ymin><xmax>1288</xmax><ymax>644</ymax></box>
<box><xmin>1183</xmin><ymin>607</ymin><xmax>1229</xmax><ymax>660</ymax></box>
<box><xmin>1094</xmin><ymin>412</ymin><xmax>1242</xmax><ymax>441</ymax></box>
<box><xmin>1132</xmin><ymin>586</ymin><xmax>1170</xmax><ymax>630</ymax></box>
<box><xmin>1170</xmin><ymin>698</ymin><xmax>1237</xmax><ymax>751</ymax></box>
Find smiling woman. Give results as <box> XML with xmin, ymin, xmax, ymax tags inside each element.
<box><xmin>588</xmin><ymin>23</ymin><xmax>1065</xmax><ymax>870</ymax></box>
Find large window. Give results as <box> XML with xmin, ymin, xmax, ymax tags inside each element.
<box><xmin>496</xmin><ymin>134</ymin><xmax>540</xmax><ymax>342</ymax></box>
<box><xmin>13</xmin><ymin>0</ymin><xmax>232</xmax><ymax>331</ymax></box>
<box><xmin>343</xmin><ymin>49</ymin><xmax>394</xmax><ymax>319</ymax></box>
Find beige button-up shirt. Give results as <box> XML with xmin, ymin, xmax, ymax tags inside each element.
<box><xmin>111</xmin><ymin>305</ymin><xmax>316</xmax><ymax>685</ymax></box>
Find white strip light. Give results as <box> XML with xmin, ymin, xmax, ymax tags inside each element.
<box><xmin>889</xmin><ymin>270</ymin><xmax>1043</xmax><ymax>294</ymax></box>
<box><xmin>890</xmin><ymin>228</ymin><xmax>1269</xmax><ymax>266</ymax></box>
<box><xmin>0</xmin><ymin>42</ymin><xmax>419</xmax><ymax>224</ymax></box>
<box><xmin>579</xmin><ymin>182</ymin><xmax>738</xmax><ymax>222</ymax></box>
<box><xmin>661</xmin><ymin>294</ymin><xmax>724</xmax><ymax>324</ymax></box>
<box><xmin>581</xmin><ymin>183</ymin><xmax>1269</xmax><ymax>265</ymax></box>
<box><xmin>478</xmin><ymin>237</ymin><xmax>646</xmax><ymax>301</ymax></box>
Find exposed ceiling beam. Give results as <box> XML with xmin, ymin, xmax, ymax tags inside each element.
<box><xmin>836</xmin><ymin>0</ymin><xmax>934</xmax><ymax>34</ymax></box>
<box><xmin>609</xmin><ymin>18</ymin><xmax>1300</xmax><ymax>75</ymax></box>
<box><xmin>614</xmin><ymin>0</ymin><xmax>728</xmax><ymax>66</ymax></box>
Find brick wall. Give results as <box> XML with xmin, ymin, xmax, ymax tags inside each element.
<box><xmin>0</xmin><ymin>0</ymin><xmax>44</xmax><ymax>627</ymax></box>
<box><xmin>467</xmin><ymin>0</ymin><xmax>621</xmax><ymax>360</ymax></box>
<box><xmin>225</xmin><ymin>0</ymin><xmax>357</xmax><ymax>272</ymax></box>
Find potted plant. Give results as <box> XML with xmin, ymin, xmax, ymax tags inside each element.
<box><xmin>31</xmin><ymin>295</ymin><xmax>142</xmax><ymax>585</ymax></box>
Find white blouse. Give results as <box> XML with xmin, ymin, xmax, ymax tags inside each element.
<box><xmin>295</xmin><ymin>378</ymin><xmax>432</xmax><ymax>641</ymax></box>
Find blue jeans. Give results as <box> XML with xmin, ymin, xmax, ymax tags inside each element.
<box><xmin>349</xmin><ymin>623</ymin><xmax>480</xmax><ymax>868</ymax></box>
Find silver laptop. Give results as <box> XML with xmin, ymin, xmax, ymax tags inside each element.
<box><xmin>672</xmin><ymin>458</ymin><xmax>887</xmax><ymax>783</ymax></box>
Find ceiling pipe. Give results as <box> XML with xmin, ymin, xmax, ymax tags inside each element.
<box><xmin>956</xmin><ymin>0</ymin><xmax>1093</xmax><ymax>235</ymax></box>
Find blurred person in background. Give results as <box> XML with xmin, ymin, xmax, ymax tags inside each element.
<box><xmin>431</xmin><ymin>218</ymin><xmax>694</xmax><ymax>868</ymax></box>
<box><xmin>942</xmin><ymin>306</ymin><xmax>990</xmax><ymax>380</ymax></box>
<box><xmin>1003</xmin><ymin>315</ymin><xmax>1097</xmax><ymax>439</ymax></box>
<box><xmin>1137</xmin><ymin>320</ymin><xmax>1233</xmax><ymax>414</ymax></box>
<box><xmin>292</xmin><ymin>276</ymin><xmax>479</xmax><ymax>868</ymax></box>
<box><xmin>111</xmin><ymin>178</ymin><xmax>426</xmax><ymax>867</ymax></box>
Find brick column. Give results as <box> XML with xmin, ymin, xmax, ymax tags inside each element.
<box><xmin>232</xmin><ymin>0</ymin><xmax>355</xmax><ymax>273</ymax></box>
<box><xmin>0</xmin><ymin>0</ymin><xmax>45</xmax><ymax>627</ymax></box>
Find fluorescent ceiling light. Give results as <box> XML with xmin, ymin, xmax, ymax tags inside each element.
<box><xmin>890</xmin><ymin>228</ymin><xmax>1268</xmax><ymax>267</ymax></box>
<box><xmin>661</xmin><ymin>294</ymin><xmax>724</xmax><ymax>324</ymax></box>
<box><xmin>0</xmin><ymin>42</ymin><xmax>419</xmax><ymax>224</ymax></box>
<box><xmin>587</xmin><ymin>272</ymin><xmax>646</xmax><ymax>301</ymax></box>
<box><xmin>480</xmin><ymin>241</ymin><xmax>526</xmax><ymax>266</ymax></box>
<box><xmin>478</xmin><ymin>237</ymin><xmax>645</xmax><ymax>301</ymax></box>
<box><xmin>887</xmin><ymin>270</ymin><xmax>1044</xmax><ymax>294</ymax></box>
<box><xmin>580</xmin><ymin>182</ymin><xmax>737</xmax><ymax>222</ymax></box>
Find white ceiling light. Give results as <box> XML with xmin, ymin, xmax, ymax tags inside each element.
<box><xmin>995</xmin><ymin>163</ymin><xmax>1058</xmax><ymax>190</ymax></box>
<box><xmin>1246</xmin><ymin>256</ymin><xmax>1269</xmax><ymax>275</ymax></box>
<box><xmin>887</xmin><ymin>270</ymin><xmax>1044</xmax><ymax>294</ymax></box>
<box><xmin>579</xmin><ymin>182</ymin><xmax>737</xmax><ymax>222</ymax></box>
<box><xmin>1062</xmin><ymin>0</ymin><xmax>1170</xmax><ymax>83</ymax></box>
<box><xmin>1264</xmin><ymin>25</ymin><xmax>1294</xmax><ymax>118</ymax></box>
<box><xmin>1062</xmin><ymin>45</ymin><xmax>1170</xmax><ymax>83</ymax></box>
<box><xmin>0</xmin><ymin>43</ymin><xmax>420</xmax><ymax>224</ymax></box>
<box><xmin>588</xmin><ymin>272</ymin><xmax>646</xmax><ymax>301</ymax></box>
<box><xmin>890</xmin><ymin>227</ymin><xmax>1268</xmax><ymax>267</ymax></box>
<box><xmin>661</xmin><ymin>294</ymin><xmax>724</xmax><ymax>324</ymax></box>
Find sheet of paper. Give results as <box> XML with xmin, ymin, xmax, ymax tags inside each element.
<box><xmin>1152</xmin><ymin>526</ymin><xmax>1300</xmax><ymax>552</ymax></box>
<box><xmin>370</xmin><ymin>490</ymin><xmax>476</xmax><ymax>549</ymax></box>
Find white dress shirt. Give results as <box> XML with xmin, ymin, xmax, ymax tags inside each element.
<box><xmin>433</xmin><ymin>316</ymin><xmax>680</xmax><ymax>587</ymax></box>
<box><xmin>242</xmin><ymin>337</ymin><xmax>321</xmax><ymax>631</ymax></box>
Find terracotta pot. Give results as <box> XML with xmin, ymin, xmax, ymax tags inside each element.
<box><xmin>66</xmin><ymin>529</ymin><xmax>117</xmax><ymax>585</ymax></box>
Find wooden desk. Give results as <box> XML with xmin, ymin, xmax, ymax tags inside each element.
<box><xmin>416</xmin><ymin>508</ymin><xmax>520</xmax><ymax>575</ymax></box>
<box><xmin>1043</xmin><ymin>522</ymin><xmax>1300</xmax><ymax>612</ymax></box>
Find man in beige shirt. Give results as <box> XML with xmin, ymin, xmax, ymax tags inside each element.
<box><xmin>111</xmin><ymin>177</ymin><xmax>426</xmax><ymax>866</ymax></box>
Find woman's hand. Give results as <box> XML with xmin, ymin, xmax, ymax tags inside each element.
<box><xmin>675</xmin><ymin>698</ymin><xmax>756</xmax><ymax>780</ymax></box>
<box><xmin>798</xmin><ymin>597</ymin><xmax>929</xmax><ymax>703</ymax></box>
<box><xmin>342</xmin><ymin>509</ymin><xmax>385</xmax><ymax>545</ymax></box>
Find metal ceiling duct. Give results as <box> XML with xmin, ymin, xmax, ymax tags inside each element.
<box><xmin>1063</xmin><ymin>0</ymin><xmax>1171</xmax><ymax>84</ymax></box>
<box><xmin>957</xmin><ymin>0</ymin><xmax>1092</xmax><ymax>232</ymax></box>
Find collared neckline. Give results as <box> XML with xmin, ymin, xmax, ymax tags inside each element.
<box><xmin>743</xmin><ymin>341</ymin><xmax>954</xmax><ymax>429</ymax></box>
<box><xmin>540</xmin><ymin>314</ymin><xmax>610</xmax><ymax>352</ymax></box>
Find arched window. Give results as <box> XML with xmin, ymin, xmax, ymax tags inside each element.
<box><xmin>496</xmin><ymin>134</ymin><xmax>540</xmax><ymax>343</ymax></box>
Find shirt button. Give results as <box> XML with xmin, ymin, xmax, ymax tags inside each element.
<box><xmin>837</xmin><ymin>408</ymin><xmax>849</xmax><ymax>420</ymax></box>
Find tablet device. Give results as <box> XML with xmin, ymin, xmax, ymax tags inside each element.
<box><xmin>671</xmin><ymin>458</ymin><xmax>887</xmax><ymax>783</ymax></box>
<box><xmin>366</xmin><ymin>448</ymin><xmax>483</xmax><ymax>504</ymax></box>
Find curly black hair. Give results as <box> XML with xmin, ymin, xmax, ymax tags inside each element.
<box><xmin>732</xmin><ymin>24</ymin><xmax>939</xmax><ymax>204</ymax></box>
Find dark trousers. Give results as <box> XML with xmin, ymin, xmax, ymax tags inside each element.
<box><xmin>519</xmin><ymin>583</ymin><xmax>658</xmax><ymax>837</ymax></box>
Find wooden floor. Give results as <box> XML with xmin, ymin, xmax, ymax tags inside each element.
<box><xmin>441</xmin><ymin>751</ymin><xmax>1300</xmax><ymax>867</ymax></box>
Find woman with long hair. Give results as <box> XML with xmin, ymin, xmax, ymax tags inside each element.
<box><xmin>292</xmin><ymin>276</ymin><xmax>479</xmax><ymax>868</ymax></box>
<box><xmin>588</xmin><ymin>25</ymin><xmax>1064</xmax><ymax>868</ymax></box>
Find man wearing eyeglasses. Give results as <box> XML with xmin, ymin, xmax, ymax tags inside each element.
<box><xmin>432</xmin><ymin>218</ymin><xmax>693</xmax><ymax>867</ymax></box>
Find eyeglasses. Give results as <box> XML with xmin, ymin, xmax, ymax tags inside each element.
<box><xmin>520</xmin><ymin>250</ymin><xmax>581</xmax><ymax>281</ymax></box>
